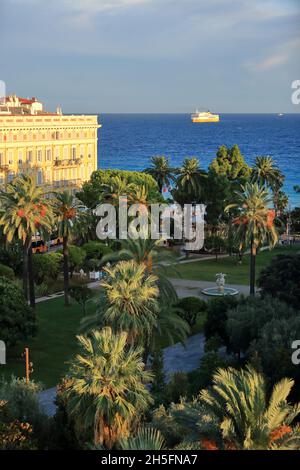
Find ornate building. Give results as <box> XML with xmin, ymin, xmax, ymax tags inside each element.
<box><xmin>0</xmin><ymin>95</ymin><xmax>100</xmax><ymax>190</ymax></box>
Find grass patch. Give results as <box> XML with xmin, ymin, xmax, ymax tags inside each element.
<box><xmin>1</xmin><ymin>293</ymin><xmax>99</xmax><ymax>388</ymax></box>
<box><xmin>168</xmin><ymin>245</ymin><xmax>300</xmax><ymax>285</ymax></box>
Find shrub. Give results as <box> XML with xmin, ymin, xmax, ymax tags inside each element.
<box><xmin>69</xmin><ymin>285</ymin><xmax>93</xmax><ymax>315</ymax></box>
<box><xmin>0</xmin><ymin>377</ymin><xmax>49</xmax><ymax>449</ymax></box>
<box><xmin>226</xmin><ymin>296</ymin><xmax>296</xmax><ymax>356</ymax></box>
<box><xmin>258</xmin><ymin>254</ymin><xmax>300</xmax><ymax>309</ymax></box>
<box><xmin>0</xmin><ymin>263</ymin><xmax>14</xmax><ymax>279</ymax></box>
<box><xmin>0</xmin><ymin>277</ymin><xmax>36</xmax><ymax>347</ymax></box>
<box><xmin>204</xmin><ymin>296</ymin><xmax>239</xmax><ymax>348</ymax></box>
<box><xmin>82</xmin><ymin>241</ymin><xmax>112</xmax><ymax>261</ymax></box>
<box><xmin>58</xmin><ymin>246</ymin><xmax>86</xmax><ymax>276</ymax></box>
<box><xmin>32</xmin><ymin>252</ymin><xmax>62</xmax><ymax>285</ymax></box>
<box><xmin>165</xmin><ymin>372</ymin><xmax>189</xmax><ymax>403</ymax></box>
<box><xmin>176</xmin><ymin>297</ymin><xmax>207</xmax><ymax>328</ymax></box>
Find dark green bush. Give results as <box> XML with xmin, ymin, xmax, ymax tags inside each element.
<box><xmin>176</xmin><ymin>297</ymin><xmax>207</xmax><ymax>328</ymax></box>
<box><xmin>0</xmin><ymin>277</ymin><xmax>36</xmax><ymax>347</ymax></box>
<box><xmin>258</xmin><ymin>254</ymin><xmax>300</xmax><ymax>309</ymax></box>
<box><xmin>0</xmin><ymin>263</ymin><xmax>14</xmax><ymax>279</ymax></box>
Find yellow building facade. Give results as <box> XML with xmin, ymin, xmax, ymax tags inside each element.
<box><xmin>0</xmin><ymin>96</ymin><xmax>100</xmax><ymax>190</ymax></box>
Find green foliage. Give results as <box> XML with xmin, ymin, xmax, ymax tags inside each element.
<box><xmin>82</xmin><ymin>241</ymin><xmax>112</xmax><ymax>260</ymax></box>
<box><xmin>0</xmin><ymin>262</ymin><xmax>14</xmax><ymax>279</ymax></box>
<box><xmin>199</xmin><ymin>365</ymin><xmax>300</xmax><ymax>449</ymax></box>
<box><xmin>32</xmin><ymin>252</ymin><xmax>62</xmax><ymax>285</ymax></box>
<box><xmin>188</xmin><ymin>352</ymin><xmax>234</xmax><ymax>395</ymax></box>
<box><xmin>165</xmin><ymin>372</ymin><xmax>190</xmax><ymax>403</ymax></box>
<box><xmin>204</xmin><ymin>235</ymin><xmax>227</xmax><ymax>257</ymax></box>
<box><xmin>291</xmin><ymin>207</ymin><xmax>300</xmax><ymax>232</ymax></box>
<box><xmin>119</xmin><ymin>427</ymin><xmax>165</xmax><ymax>450</ymax></box>
<box><xmin>258</xmin><ymin>254</ymin><xmax>300</xmax><ymax>309</ymax></box>
<box><xmin>176</xmin><ymin>296</ymin><xmax>207</xmax><ymax>328</ymax></box>
<box><xmin>0</xmin><ymin>376</ymin><xmax>49</xmax><ymax>449</ymax></box>
<box><xmin>144</xmin><ymin>155</ymin><xmax>176</xmax><ymax>192</ymax></box>
<box><xmin>204</xmin><ymin>171</ymin><xmax>231</xmax><ymax>226</ymax></box>
<box><xmin>204</xmin><ymin>296</ymin><xmax>239</xmax><ymax>348</ymax></box>
<box><xmin>226</xmin><ymin>296</ymin><xmax>296</xmax><ymax>356</ymax></box>
<box><xmin>209</xmin><ymin>144</ymin><xmax>251</xmax><ymax>182</ymax></box>
<box><xmin>0</xmin><ymin>239</ymin><xmax>23</xmax><ymax>276</ymax></box>
<box><xmin>77</xmin><ymin>169</ymin><xmax>161</xmax><ymax>208</ymax></box>
<box><xmin>58</xmin><ymin>245</ymin><xmax>86</xmax><ymax>275</ymax></box>
<box><xmin>64</xmin><ymin>327</ymin><xmax>153</xmax><ymax>448</ymax></box>
<box><xmin>176</xmin><ymin>157</ymin><xmax>206</xmax><ymax>200</ymax></box>
<box><xmin>249</xmin><ymin>316</ymin><xmax>300</xmax><ymax>389</ymax></box>
<box><xmin>0</xmin><ymin>276</ymin><xmax>36</xmax><ymax>347</ymax></box>
<box><xmin>69</xmin><ymin>285</ymin><xmax>93</xmax><ymax>315</ymax></box>
<box><xmin>151</xmin><ymin>348</ymin><xmax>166</xmax><ymax>398</ymax></box>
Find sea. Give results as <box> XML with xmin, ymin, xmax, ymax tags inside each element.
<box><xmin>97</xmin><ymin>113</ymin><xmax>300</xmax><ymax>208</ymax></box>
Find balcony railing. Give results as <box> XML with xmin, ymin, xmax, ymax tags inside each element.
<box><xmin>54</xmin><ymin>158</ymin><xmax>82</xmax><ymax>166</ymax></box>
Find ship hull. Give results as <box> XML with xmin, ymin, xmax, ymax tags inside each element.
<box><xmin>192</xmin><ymin>116</ymin><xmax>219</xmax><ymax>123</ymax></box>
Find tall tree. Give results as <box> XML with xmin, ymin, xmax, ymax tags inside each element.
<box><xmin>64</xmin><ymin>327</ymin><xmax>153</xmax><ymax>448</ymax></box>
<box><xmin>54</xmin><ymin>191</ymin><xmax>84</xmax><ymax>306</ymax></box>
<box><xmin>0</xmin><ymin>174</ymin><xmax>53</xmax><ymax>307</ymax></box>
<box><xmin>100</xmin><ymin>260</ymin><xmax>159</xmax><ymax>346</ymax></box>
<box><xmin>176</xmin><ymin>157</ymin><xmax>205</xmax><ymax>199</ymax></box>
<box><xmin>209</xmin><ymin>144</ymin><xmax>251</xmax><ymax>183</ymax></box>
<box><xmin>251</xmin><ymin>156</ymin><xmax>284</xmax><ymax>209</ymax></box>
<box><xmin>226</xmin><ymin>183</ymin><xmax>278</xmax><ymax>295</ymax></box>
<box><xmin>200</xmin><ymin>366</ymin><xmax>300</xmax><ymax>450</ymax></box>
<box><xmin>145</xmin><ymin>156</ymin><xmax>176</xmax><ymax>193</ymax></box>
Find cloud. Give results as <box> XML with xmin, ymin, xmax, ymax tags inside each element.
<box><xmin>245</xmin><ymin>38</ymin><xmax>300</xmax><ymax>71</ymax></box>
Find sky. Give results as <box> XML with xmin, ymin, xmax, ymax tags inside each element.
<box><xmin>0</xmin><ymin>0</ymin><xmax>299</xmax><ymax>113</ymax></box>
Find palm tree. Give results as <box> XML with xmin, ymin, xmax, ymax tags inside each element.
<box><xmin>226</xmin><ymin>183</ymin><xmax>278</xmax><ymax>295</ymax></box>
<box><xmin>102</xmin><ymin>175</ymin><xmax>136</xmax><ymax>204</ymax></box>
<box><xmin>176</xmin><ymin>157</ymin><xmax>205</xmax><ymax>198</ymax></box>
<box><xmin>251</xmin><ymin>156</ymin><xmax>284</xmax><ymax>209</ymax></box>
<box><xmin>99</xmin><ymin>260</ymin><xmax>159</xmax><ymax>346</ymax></box>
<box><xmin>54</xmin><ymin>191</ymin><xmax>84</xmax><ymax>306</ymax></box>
<box><xmin>200</xmin><ymin>366</ymin><xmax>300</xmax><ymax>450</ymax></box>
<box><xmin>101</xmin><ymin>238</ymin><xmax>178</xmax><ymax>302</ymax></box>
<box><xmin>119</xmin><ymin>428</ymin><xmax>165</xmax><ymax>450</ymax></box>
<box><xmin>64</xmin><ymin>327</ymin><xmax>153</xmax><ymax>449</ymax></box>
<box><xmin>0</xmin><ymin>174</ymin><xmax>53</xmax><ymax>307</ymax></box>
<box><xmin>145</xmin><ymin>156</ymin><xmax>176</xmax><ymax>193</ymax></box>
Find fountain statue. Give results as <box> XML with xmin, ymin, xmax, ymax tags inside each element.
<box><xmin>202</xmin><ymin>273</ymin><xmax>239</xmax><ymax>297</ymax></box>
<box><xmin>216</xmin><ymin>273</ymin><xmax>226</xmax><ymax>293</ymax></box>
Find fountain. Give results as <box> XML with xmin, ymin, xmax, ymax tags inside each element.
<box><xmin>202</xmin><ymin>273</ymin><xmax>239</xmax><ymax>297</ymax></box>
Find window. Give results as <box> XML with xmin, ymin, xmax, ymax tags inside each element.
<box><xmin>18</xmin><ymin>150</ymin><xmax>23</xmax><ymax>165</ymax></box>
<box><xmin>0</xmin><ymin>153</ymin><xmax>3</xmax><ymax>165</ymax></box>
<box><xmin>37</xmin><ymin>149</ymin><xmax>42</xmax><ymax>162</ymax></box>
<box><xmin>71</xmin><ymin>146</ymin><xmax>76</xmax><ymax>159</ymax></box>
<box><xmin>55</xmin><ymin>147</ymin><xmax>60</xmax><ymax>159</ymax></box>
<box><xmin>8</xmin><ymin>151</ymin><xmax>13</xmax><ymax>165</ymax></box>
<box><xmin>8</xmin><ymin>172</ymin><xmax>14</xmax><ymax>182</ymax></box>
<box><xmin>46</xmin><ymin>148</ymin><xmax>51</xmax><ymax>161</ymax></box>
<box><xmin>80</xmin><ymin>145</ymin><xmax>84</xmax><ymax>158</ymax></box>
<box><xmin>37</xmin><ymin>170</ymin><xmax>43</xmax><ymax>185</ymax></box>
<box><xmin>87</xmin><ymin>144</ymin><xmax>92</xmax><ymax>158</ymax></box>
<box><xmin>63</xmin><ymin>146</ymin><xmax>69</xmax><ymax>158</ymax></box>
<box><xmin>27</xmin><ymin>150</ymin><xmax>33</xmax><ymax>162</ymax></box>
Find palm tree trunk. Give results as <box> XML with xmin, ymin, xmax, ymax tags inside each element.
<box><xmin>250</xmin><ymin>238</ymin><xmax>256</xmax><ymax>295</ymax></box>
<box><xmin>23</xmin><ymin>237</ymin><xmax>30</xmax><ymax>300</ymax></box>
<box><xmin>28</xmin><ymin>243</ymin><xmax>35</xmax><ymax>309</ymax></box>
<box><xmin>63</xmin><ymin>235</ymin><xmax>70</xmax><ymax>306</ymax></box>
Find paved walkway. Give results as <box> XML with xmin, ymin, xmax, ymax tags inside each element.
<box><xmin>169</xmin><ymin>277</ymin><xmax>251</xmax><ymax>298</ymax></box>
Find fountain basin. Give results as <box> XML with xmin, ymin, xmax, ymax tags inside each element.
<box><xmin>202</xmin><ymin>287</ymin><xmax>239</xmax><ymax>297</ymax></box>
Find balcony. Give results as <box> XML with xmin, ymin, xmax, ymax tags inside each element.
<box><xmin>0</xmin><ymin>164</ymin><xmax>9</xmax><ymax>172</ymax></box>
<box><xmin>54</xmin><ymin>158</ymin><xmax>82</xmax><ymax>167</ymax></box>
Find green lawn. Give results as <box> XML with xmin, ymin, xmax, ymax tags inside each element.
<box><xmin>167</xmin><ymin>245</ymin><xmax>300</xmax><ymax>286</ymax></box>
<box><xmin>1</xmin><ymin>294</ymin><xmax>99</xmax><ymax>388</ymax></box>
